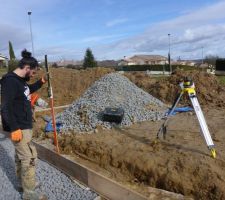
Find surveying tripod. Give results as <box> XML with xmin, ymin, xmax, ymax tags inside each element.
<box><xmin>157</xmin><ymin>77</ymin><xmax>216</xmax><ymax>158</ymax></box>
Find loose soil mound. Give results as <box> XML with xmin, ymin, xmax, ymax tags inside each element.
<box><xmin>33</xmin><ymin>67</ymin><xmax>114</xmax><ymax>106</ymax></box>
<box><xmin>141</xmin><ymin>70</ymin><xmax>224</xmax><ymax>107</ymax></box>
<box><xmin>149</xmin><ymin>71</ymin><xmax>224</xmax><ymax>106</ymax></box>
<box><xmin>33</xmin><ymin>68</ymin><xmax>225</xmax><ymax>107</ymax></box>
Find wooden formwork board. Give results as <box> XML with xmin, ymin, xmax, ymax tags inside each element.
<box><xmin>34</xmin><ymin>142</ymin><xmax>147</xmax><ymax>200</ymax></box>
<box><xmin>34</xmin><ymin>142</ymin><xmax>187</xmax><ymax>200</ymax></box>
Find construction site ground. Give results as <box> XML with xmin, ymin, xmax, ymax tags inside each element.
<box><xmin>33</xmin><ymin>68</ymin><xmax>225</xmax><ymax>200</ymax></box>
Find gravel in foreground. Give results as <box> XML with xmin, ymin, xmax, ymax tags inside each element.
<box><xmin>0</xmin><ymin>133</ymin><xmax>97</xmax><ymax>200</ymax></box>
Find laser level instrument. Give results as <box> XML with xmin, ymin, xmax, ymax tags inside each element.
<box><xmin>157</xmin><ymin>77</ymin><xmax>216</xmax><ymax>158</ymax></box>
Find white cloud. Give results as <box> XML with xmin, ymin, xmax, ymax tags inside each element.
<box><xmin>2</xmin><ymin>1</ymin><xmax>225</xmax><ymax>60</ymax></box>
<box><xmin>34</xmin><ymin>45</ymin><xmax>85</xmax><ymax>61</ymax></box>
<box><xmin>80</xmin><ymin>34</ymin><xmax>125</xmax><ymax>43</ymax></box>
<box><xmin>106</xmin><ymin>1</ymin><xmax>225</xmax><ymax>59</ymax></box>
<box><xmin>34</xmin><ymin>1</ymin><xmax>225</xmax><ymax>60</ymax></box>
<box><xmin>106</xmin><ymin>18</ymin><xmax>128</xmax><ymax>27</ymax></box>
<box><xmin>0</xmin><ymin>0</ymin><xmax>63</xmax><ymax>57</ymax></box>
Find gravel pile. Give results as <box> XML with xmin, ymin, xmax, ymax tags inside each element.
<box><xmin>57</xmin><ymin>73</ymin><xmax>166</xmax><ymax>133</ymax></box>
<box><xmin>0</xmin><ymin>133</ymin><xmax>97</xmax><ymax>200</ymax></box>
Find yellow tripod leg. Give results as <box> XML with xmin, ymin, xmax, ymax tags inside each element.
<box><xmin>211</xmin><ymin>148</ymin><xmax>216</xmax><ymax>159</ymax></box>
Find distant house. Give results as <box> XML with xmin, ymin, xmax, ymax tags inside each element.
<box><xmin>199</xmin><ymin>63</ymin><xmax>209</xmax><ymax>68</ymax></box>
<box><xmin>118</xmin><ymin>55</ymin><xmax>168</xmax><ymax>66</ymax></box>
<box><xmin>0</xmin><ymin>54</ymin><xmax>8</xmax><ymax>67</ymax></box>
<box><xmin>172</xmin><ymin>60</ymin><xmax>196</xmax><ymax>66</ymax></box>
<box><xmin>185</xmin><ymin>61</ymin><xmax>196</xmax><ymax>66</ymax></box>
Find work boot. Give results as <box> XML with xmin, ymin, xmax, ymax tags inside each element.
<box><xmin>23</xmin><ymin>190</ymin><xmax>48</xmax><ymax>200</ymax></box>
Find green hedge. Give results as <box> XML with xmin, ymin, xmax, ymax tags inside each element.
<box><xmin>115</xmin><ymin>65</ymin><xmax>199</xmax><ymax>72</ymax></box>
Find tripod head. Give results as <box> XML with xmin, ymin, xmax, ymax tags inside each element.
<box><xmin>183</xmin><ymin>76</ymin><xmax>194</xmax><ymax>88</ymax></box>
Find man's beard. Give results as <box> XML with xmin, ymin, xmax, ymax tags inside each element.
<box><xmin>24</xmin><ymin>73</ymin><xmax>30</xmax><ymax>81</ymax></box>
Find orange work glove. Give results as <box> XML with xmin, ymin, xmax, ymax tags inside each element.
<box><xmin>11</xmin><ymin>129</ymin><xmax>22</xmax><ymax>141</ymax></box>
<box><xmin>31</xmin><ymin>93</ymin><xmax>39</xmax><ymax>107</ymax></box>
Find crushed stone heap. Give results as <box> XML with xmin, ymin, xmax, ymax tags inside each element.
<box><xmin>57</xmin><ymin>73</ymin><xmax>166</xmax><ymax>133</ymax></box>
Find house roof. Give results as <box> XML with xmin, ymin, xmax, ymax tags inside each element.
<box><xmin>0</xmin><ymin>54</ymin><xmax>8</xmax><ymax>60</ymax></box>
<box><xmin>199</xmin><ymin>63</ymin><xmax>209</xmax><ymax>68</ymax></box>
<box><xmin>126</xmin><ymin>55</ymin><xmax>167</xmax><ymax>62</ymax></box>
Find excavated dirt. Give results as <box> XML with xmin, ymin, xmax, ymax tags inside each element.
<box><xmin>126</xmin><ymin>70</ymin><xmax>225</xmax><ymax>107</ymax></box>
<box><xmin>32</xmin><ymin>68</ymin><xmax>225</xmax><ymax>200</ymax></box>
<box><xmin>34</xmin><ymin>67</ymin><xmax>114</xmax><ymax>106</ymax></box>
<box><xmin>33</xmin><ymin>68</ymin><xmax>225</xmax><ymax>107</ymax></box>
<box><xmin>57</xmin><ymin>109</ymin><xmax>225</xmax><ymax>200</ymax></box>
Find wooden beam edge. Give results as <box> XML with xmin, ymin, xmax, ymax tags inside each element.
<box><xmin>34</xmin><ymin>141</ymin><xmax>148</xmax><ymax>200</ymax></box>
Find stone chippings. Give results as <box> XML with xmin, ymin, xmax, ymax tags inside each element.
<box><xmin>36</xmin><ymin>160</ymin><xmax>97</xmax><ymax>200</ymax></box>
<box><xmin>57</xmin><ymin>72</ymin><xmax>166</xmax><ymax>133</ymax></box>
<box><xmin>0</xmin><ymin>133</ymin><xmax>97</xmax><ymax>200</ymax></box>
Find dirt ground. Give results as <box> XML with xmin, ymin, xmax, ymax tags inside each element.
<box><xmin>33</xmin><ymin>67</ymin><xmax>113</xmax><ymax>106</ymax></box>
<box><xmin>33</xmin><ymin>68</ymin><xmax>225</xmax><ymax>199</ymax></box>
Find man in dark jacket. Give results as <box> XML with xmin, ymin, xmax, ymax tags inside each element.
<box><xmin>1</xmin><ymin>49</ymin><xmax>47</xmax><ymax>200</ymax></box>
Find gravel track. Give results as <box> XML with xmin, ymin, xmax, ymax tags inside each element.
<box><xmin>0</xmin><ymin>132</ymin><xmax>97</xmax><ymax>200</ymax></box>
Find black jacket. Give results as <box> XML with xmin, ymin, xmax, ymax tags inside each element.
<box><xmin>0</xmin><ymin>72</ymin><xmax>44</xmax><ymax>132</ymax></box>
